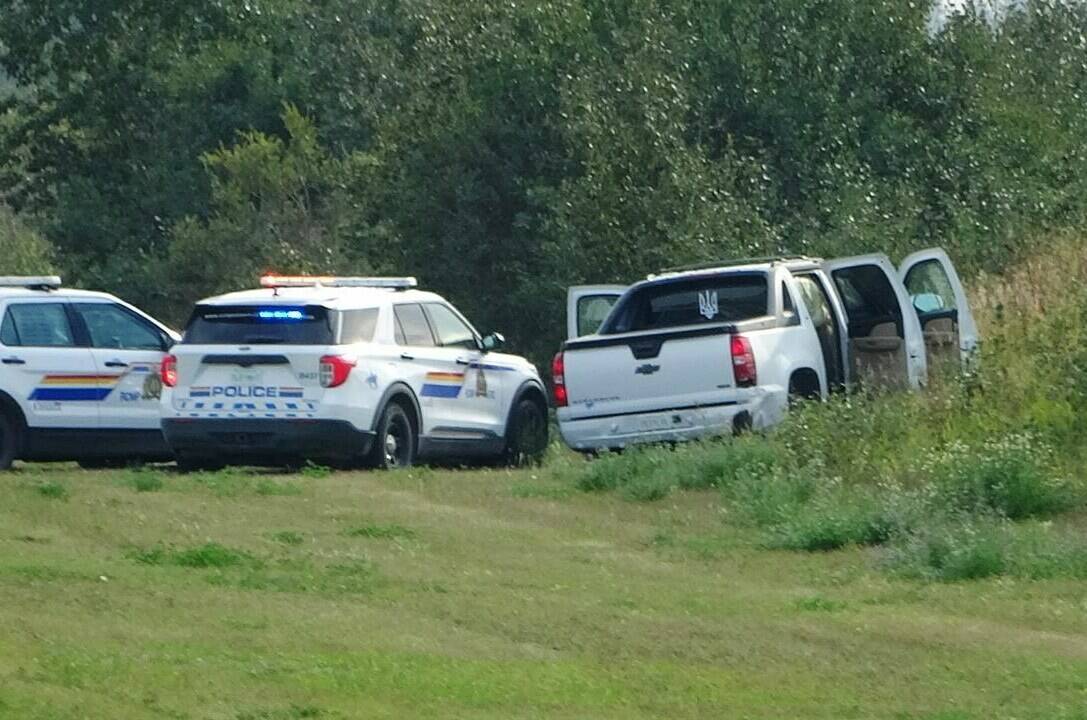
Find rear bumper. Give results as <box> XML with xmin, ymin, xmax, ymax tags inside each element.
<box><xmin>162</xmin><ymin>418</ymin><xmax>374</xmax><ymax>461</ymax></box>
<box><xmin>556</xmin><ymin>390</ymin><xmax>787</xmax><ymax>451</ymax></box>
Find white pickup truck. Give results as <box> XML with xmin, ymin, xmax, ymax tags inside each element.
<box><xmin>554</xmin><ymin>249</ymin><xmax>978</xmax><ymax>451</ymax></box>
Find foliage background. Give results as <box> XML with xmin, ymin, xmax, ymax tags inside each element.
<box><xmin>1</xmin><ymin>0</ymin><xmax>1086</xmax><ymax>362</ymax></box>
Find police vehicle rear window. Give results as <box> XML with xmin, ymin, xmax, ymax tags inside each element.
<box><xmin>184</xmin><ymin>306</ymin><xmax>335</xmax><ymax>345</ymax></box>
<box><xmin>601</xmin><ymin>273</ymin><xmax>769</xmax><ymax>334</ymax></box>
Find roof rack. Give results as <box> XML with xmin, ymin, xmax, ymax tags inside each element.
<box><xmin>0</xmin><ymin>275</ymin><xmax>62</xmax><ymax>290</ymax></box>
<box><xmin>652</xmin><ymin>255</ymin><xmax>815</xmax><ymax>277</ymax></box>
<box><xmin>259</xmin><ymin>274</ymin><xmax>417</xmax><ymax>290</ymax></box>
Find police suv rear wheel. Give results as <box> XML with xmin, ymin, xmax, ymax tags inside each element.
<box><xmin>0</xmin><ymin>412</ymin><xmax>18</xmax><ymax>471</ymax></box>
<box><xmin>371</xmin><ymin>403</ymin><xmax>414</xmax><ymax>470</ymax></box>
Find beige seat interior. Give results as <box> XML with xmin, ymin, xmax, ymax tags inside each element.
<box><xmin>922</xmin><ymin>316</ymin><xmax>959</xmax><ymax>370</ymax></box>
<box><xmin>849</xmin><ymin>322</ymin><xmax>908</xmax><ymax>390</ymax></box>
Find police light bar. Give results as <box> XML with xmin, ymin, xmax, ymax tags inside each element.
<box><xmin>259</xmin><ymin>274</ymin><xmax>417</xmax><ymax>290</ymax></box>
<box><xmin>0</xmin><ymin>275</ymin><xmax>62</xmax><ymax>289</ymax></box>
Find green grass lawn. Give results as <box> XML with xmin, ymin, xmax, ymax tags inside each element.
<box><xmin>0</xmin><ymin>462</ymin><xmax>1085</xmax><ymax>720</ymax></box>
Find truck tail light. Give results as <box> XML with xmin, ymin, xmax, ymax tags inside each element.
<box><xmin>161</xmin><ymin>354</ymin><xmax>178</xmax><ymax>388</ymax></box>
<box><xmin>731</xmin><ymin>335</ymin><xmax>757</xmax><ymax>388</ymax></box>
<box><xmin>319</xmin><ymin>355</ymin><xmax>356</xmax><ymax>388</ymax></box>
<box><xmin>551</xmin><ymin>351</ymin><xmax>568</xmax><ymax>407</ymax></box>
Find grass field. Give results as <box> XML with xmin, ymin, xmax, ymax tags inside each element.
<box><xmin>1</xmin><ymin>460</ymin><xmax>1085</xmax><ymax>720</ymax></box>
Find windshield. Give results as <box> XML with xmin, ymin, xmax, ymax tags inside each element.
<box><xmin>183</xmin><ymin>305</ymin><xmax>335</xmax><ymax>345</ymax></box>
<box><xmin>601</xmin><ymin>273</ymin><xmax>769</xmax><ymax>334</ymax></box>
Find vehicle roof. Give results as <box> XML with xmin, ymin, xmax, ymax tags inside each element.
<box><xmin>0</xmin><ymin>287</ymin><xmax>120</xmax><ymax>301</ymax></box>
<box><xmin>196</xmin><ymin>286</ymin><xmax>447</xmax><ymax>309</ymax></box>
<box><xmin>640</xmin><ymin>261</ymin><xmax>779</xmax><ymax>287</ymax></box>
<box><xmin>641</xmin><ymin>255</ymin><xmax>829</xmax><ymax>287</ymax></box>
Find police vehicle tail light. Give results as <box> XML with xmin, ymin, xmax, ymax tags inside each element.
<box><xmin>551</xmin><ymin>351</ymin><xmax>568</xmax><ymax>407</ymax></box>
<box><xmin>319</xmin><ymin>355</ymin><xmax>356</xmax><ymax>388</ymax></box>
<box><xmin>730</xmin><ymin>335</ymin><xmax>757</xmax><ymax>388</ymax></box>
<box><xmin>161</xmin><ymin>355</ymin><xmax>179</xmax><ymax>388</ymax></box>
<box><xmin>259</xmin><ymin>274</ymin><xmax>418</xmax><ymax>290</ymax></box>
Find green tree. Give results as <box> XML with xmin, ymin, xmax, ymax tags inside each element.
<box><xmin>158</xmin><ymin>105</ymin><xmax>364</xmax><ymax>321</ymax></box>
<box><xmin>0</xmin><ymin>206</ymin><xmax>55</xmax><ymax>274</ymax></box>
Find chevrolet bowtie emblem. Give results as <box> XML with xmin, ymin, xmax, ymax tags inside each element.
<box><xmin>635</xmin><ymin>363</ymin><xmax>661</xmax><ymax>375</ymax></box>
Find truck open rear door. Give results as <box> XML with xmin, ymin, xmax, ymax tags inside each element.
<box><xmin>566</xmin><ymin>286</ymin><xmax>626</xmax><ymax>339</ymax></box>
<box><xmin>898</xmin><ymin>248</ymin><xmax>979</xmax><ymax>370</ymax></box>
<box><xmin>823</xmin><ymin>254</ymin><xmax>927</xmax><ymax>390</ymax></box>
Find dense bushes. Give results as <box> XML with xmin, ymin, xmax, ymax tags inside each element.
<box><xmin>3</xmin><ymin>2</ymin><xmax>1087</xmax><ymax>361</ymax></box>
<box><xmin>570</xmin><ymin>242</ymin><xmax>1087</xmax><ymax>580</ymax></box>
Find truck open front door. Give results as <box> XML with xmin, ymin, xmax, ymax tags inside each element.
<box><xmin>898</xmin><ymin>248</ymin><xmax>979</xmax><ymax>372</ymax></box>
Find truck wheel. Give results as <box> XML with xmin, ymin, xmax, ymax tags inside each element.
<box><xmin>0</xmin><ymin>412</ymin><xmax>18</xmax><ymax>471</ymax></box>
<box><xmin>788</xmin><ymin>370</ymin><xmax>821</xmax><ymax>406</ymax></box>
<box><xmin>504</xmin><ymin>398</ymin><xmax>548</xmax><ymax>467</ymax></box>
<box><xmin>371</xmin><ymin>402</ymin><xmax>415</xmax><ymax>470</ymax></box>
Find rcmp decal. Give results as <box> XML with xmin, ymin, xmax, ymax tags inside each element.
<box><xmin>29</xmin><ymin>363</ymin><xmax>162</xmax><ymax>403</ymax></box>
<box><xmin>29</xmin><ymin>375</ymin><xmax>119</xmax><ymax>402</ymax></box>
<box><xmin>421</xmin><ymin>372</ymin><xmax>465</xmax><ymax>398</ymax></box>
<box><xmin>421</xmin><ymin>363</ymin><xmax>515</xmax><ymax>400</ymax></box>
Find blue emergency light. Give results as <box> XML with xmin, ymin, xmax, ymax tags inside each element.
<box><xmin>257</xmin><ymin>309</ymin><xmax>307</xmax><ymax>321</ymax></box>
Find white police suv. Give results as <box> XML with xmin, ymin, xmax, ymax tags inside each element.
<box><xmin>0</xmin><ymin>276</ymin><xmax>179</xmax><ymax>470</ymax></box>
<box><xmin>160</xmin><ymin>275</ymin><xmax>549</xmax><ymax>470</ymax></box>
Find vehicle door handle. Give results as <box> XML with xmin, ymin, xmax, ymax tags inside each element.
<box><xmin>105</xmin><ymin>360</ymin><xmax>129</xmax><ymax>368</ymax></box>
<box><xmin>455</xmin><ymin>358</ymin><xmax>471</xmax><ymax>366</ymax></box>
<box><xmin>1</xmin><ymin>357</ymin><xmax>25</xmax><ymax>365</ymax></box>
<box><xmin>400</xmin><ymin>353</ymin><xmax>415</xmax><ymax>361</ymax></box>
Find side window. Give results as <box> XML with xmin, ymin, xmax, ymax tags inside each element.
<box><xmin>339</xmin><ymin>308</ymin><xmax>379</xmax><ymax>344</ymax></box>
<box><xmin>578</xmin><ymin>295</ymin><xmax>619</xmax><ymax>337</ymax></box>
<box><xmin>794</xmin><ymin>275</ymin><xmax>833</xmax><ymax>328</ymax></box>
<box><xmin>0</xmin><ymin>303</ymin><xmax>76</xmax><ymax>347</ymax></box>
<box><xmin>74</xmin><ymin>303</ymin><xmax>165</xmax><ymax>350</ymax></box>
<box><xmin>781</xmin><ymin>282</ymin><xmax>796</xmax><ymax>315</ymax></box>
<box><xmin>424</xmin><ymin>303</ymin><xmax>478</xmax><ymax>350</ymax></box>
<box><xmin>393</xmin><ymin>304</ymin><xmax>436</xmax><ymax>347</ymax></box>
<box><xmin>904</xmin><ymin>260</ymin><xmax>958</xmax><ymax>314</ymax></box>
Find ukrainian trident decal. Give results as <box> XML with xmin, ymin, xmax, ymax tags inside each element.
<box><xmin>698</xmin><ymin>290</ymin><xmax>719</xmax><ymax>320</ymax></box>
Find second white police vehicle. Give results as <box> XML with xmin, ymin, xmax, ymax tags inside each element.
<box><xmin>0</xmin><ymin>276</ymin><xmax>178</xmax><ymax>470</ymax></box>
<box><xmin>555</xmin><ymin>249</ymin><xmax>978</xmax><ymax>451</ymax></box>
<box><xmin>161</xmin><ymin>275</ymin><xmax>549</xmax><ymax>470</ymax></box>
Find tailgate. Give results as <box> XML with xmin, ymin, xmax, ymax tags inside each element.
<box><xmin>563</xmin><ymin>327</ymin><xmax>738</xmax><ymax>418</ymax></box>
<box><xmin>172</xmin><ymin>347</ymin><xmax>324</xmax><ymax>418</ymax></box>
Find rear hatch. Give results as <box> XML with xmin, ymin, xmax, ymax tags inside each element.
<box><xmin>171</xmin><ymin>304</ymin><xmax>333</xmax><ymax>419</ymax></box>
<box><xmin>561</xmin><ymin>273</ymin><xmax>768</xmax><ymax>418</ymax></box>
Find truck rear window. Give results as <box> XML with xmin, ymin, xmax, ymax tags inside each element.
<box><xmin>602</xmin><ymin>274</ymin><xmax>769</xmax><ymax>334</ymax></box>
<box><xmin>184</xmin><ymin>305</ymin><xmax>335</xmax><ymax>345</ymax></box>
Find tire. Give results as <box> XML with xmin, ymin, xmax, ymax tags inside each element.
<box><xmin>175</xmin><ymin>453</ymin><xmax>225</xmax><ymax>473</ymax></box>
<box><xmin>0</xmin><ymin>412</ymin><xmax>18</xmax><ymax>471</ymax></box>
<box><xmin>788</xmin><ymin>371</ymin><xmax>821</xmax><ymax>407</ymax></box>
<box><xmin>503</xmin><ymin>398</ymin><xmax>548</xmax><ymax>467</ymax></box>
<box><xmin>370</xmin><ymin>402</ymin><xmax>415</xmax><ymax>470</ymax></box>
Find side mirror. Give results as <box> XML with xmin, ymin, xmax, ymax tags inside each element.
<box><xmin>481</xmin><ymin>332</ymin><xmax>505</xmax><ymax>352</ymax></box>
